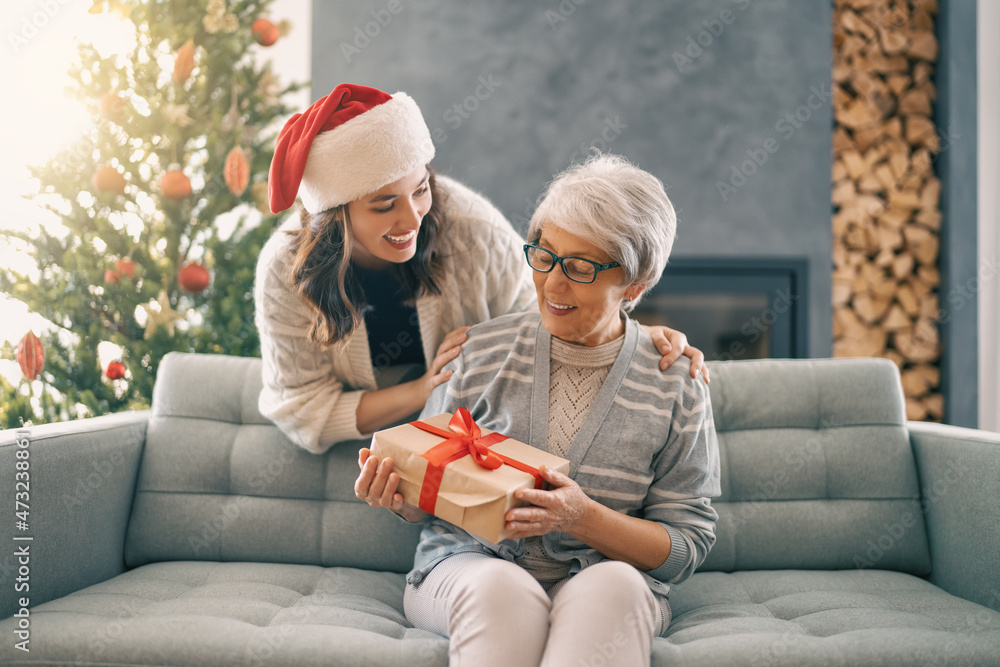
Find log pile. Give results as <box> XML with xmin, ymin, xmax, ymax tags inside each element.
<box><xmin>831</xmin><ymin>0</ymin><xmax>943</xmax><ymax>421</ymax></box>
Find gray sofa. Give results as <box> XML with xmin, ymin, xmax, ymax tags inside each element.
<box><xmin>1</xmin><ymin>352</ymin><xmax>999</xmax><ymax>666</ymax></box>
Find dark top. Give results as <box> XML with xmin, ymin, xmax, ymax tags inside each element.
<box><xmin>354</xmin><ymin>264</ymin><xmax>425</xmax><ymax>370</ymax></box>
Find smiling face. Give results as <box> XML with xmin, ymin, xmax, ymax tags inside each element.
<box><xmin>346</xmin><ymin>167</ymin><xmax>432</xmax><ymax>270</ymax></box>
<box><xmin>532</xmin><ymin>224</ymin><xmax>644</xmax><ymax>347</ymax></box>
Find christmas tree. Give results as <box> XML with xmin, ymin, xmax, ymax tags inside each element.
<box><xmin>0</xmin><ymin>0</ymin><xmax>305</xmax><ymax>428</ymax></box>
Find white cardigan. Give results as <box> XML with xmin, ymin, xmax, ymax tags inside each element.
<box><xmin>253</xmin><ymin>176</ymin><xmax>535</xmax><ymax>454</ymax></box>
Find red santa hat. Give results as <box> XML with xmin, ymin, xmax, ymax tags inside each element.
<box><xmin>268</xmin><ymin>83</ymin><xmax>436</xmax><ymax>215</ymax></box>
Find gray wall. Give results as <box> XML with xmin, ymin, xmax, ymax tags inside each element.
<box><xmin>936</xmin><ymin>0</ymin><xmax>978</xmax><ymax>428</ymax></box>
<box><xmin>312</xmin><ymin>0</ymin><xmax>833</xmax><ymax>357</ymax></box>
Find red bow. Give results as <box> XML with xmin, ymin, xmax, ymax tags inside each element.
<box><xmin>410</xmin><ymin>407</ymin><xmax>544</xmax><ymax>514</ymax></box>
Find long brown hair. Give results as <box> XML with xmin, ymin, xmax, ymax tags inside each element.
<box><xmin>285</xmin><ymin>168</ymin><xmax>447</xmax><ymax>348</ymax></box>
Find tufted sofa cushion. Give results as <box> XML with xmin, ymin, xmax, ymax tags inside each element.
<box><xmin>127</xmin><ymin>355</ymin><xmax>931</xmax><ymax>578</ymax></box>
<box><xmin>703</xmin><ymin>358</ymin><xmax>931</xmax><ymax>575</ymax></box>
<box><xmin>124</xmin><ymin>353</ymin><xmax>422</xmax><ymax>572</ymax></box>
<box><xmin>17</xmin><ymin>561</ymin><xmax>447</xmax><ymax>666</ymax></box>
<box><xmin>659</xmin><ymin>569</ymin><xmax>1000</xmax><ymax>665</ymax></box>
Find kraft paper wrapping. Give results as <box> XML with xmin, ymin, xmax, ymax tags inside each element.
<box><xmin>370</xmin><ymin>412</ymin><xmax>570</xmax><ymax>543</ymax></box>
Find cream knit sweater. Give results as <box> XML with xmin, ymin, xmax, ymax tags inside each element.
<box><xmin>253</xmin><ymin>176</ymin><xmax>535</xmax><ymax>454</ymax></box>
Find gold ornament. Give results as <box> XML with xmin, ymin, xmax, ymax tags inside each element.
<box><xmin>258</xmin><ymin>70</ymin><xmax>280</xmax><ymax>107</ymax></box>
<box><xmin>221</xmin><ymin>81</ymin><xmax>241</xmax><ymax>132</ymax></box>
<box><xmin>163</xmin><ymin>103</ymin><xmax>194</xmax><ymax>127</ymax></box>
<box><xmin>89</xmin><ymin>0</ymin><xmax>131</xmax><ymax>18</ymax></box>
<box><xmin>141</xmin><ymin>290</ymin><xmax>184</xmax><ymax>339</ymax></box>
<box><xmin>204</xmin><ymin>0</ymin><xmax>238</xmax><ymax>34</ymax></box>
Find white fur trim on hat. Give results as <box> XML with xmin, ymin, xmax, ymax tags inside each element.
<box><xmin>299</xmin><ymin>92</ymin><xmax>435</xmax><ymax>213</ymax></box>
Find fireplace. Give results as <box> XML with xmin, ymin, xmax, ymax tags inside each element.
<box><xmin>632</xmin><ymin>258</ymin><xmax>809</xmax><ymax>361</ymax></box>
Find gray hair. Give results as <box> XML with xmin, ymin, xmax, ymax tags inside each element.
<box><xmin>527</xmin><ymin>153</ymin><xmax>677</xmax><ymax>311</ymax></box>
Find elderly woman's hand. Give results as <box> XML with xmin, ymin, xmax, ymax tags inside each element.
<box><xmin>355</xmin><ymin>448</ymin><xmax>428</xmax><ymax>523</ymax></box>
<box><xmin>643</xmin><ymin>325</ymin><xmax>709</xmax><ymax>383</ymax></box>
<box><xmin>503</xmin><ymin>465</ymin><xmax>597</xmax><ymax>540</ymax></box>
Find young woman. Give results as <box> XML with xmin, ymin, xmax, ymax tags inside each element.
<box><xmin>256</xmin><ymin>83</ymin><xmax>707</xmax><ymax>454</ymax></box>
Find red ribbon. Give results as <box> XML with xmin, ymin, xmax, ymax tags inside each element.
<box><xmin>410</xmin><ymin>407</ymin><xmax>544</xmax><ymax>514</ymax></box>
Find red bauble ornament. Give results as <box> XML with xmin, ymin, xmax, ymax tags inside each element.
<box><xmin>252</xmin><ymin>18</ymin><xmax>280</xmax><ymax>46</ymax></box>
<box><xmin>105</xmin><ymin>360</ymin><xmax>126</xmax><ymax>380</ymax></box>
<box><xmin>17</xmin><ymin>331</ymin><xmax>44</xmax><ymax>381</ymax></box>
<box><xmin>161</xmin><ymin>169</ymin><xmax>192</xmax><ymax>201</ymax></box>
<box><xmin>92</xmin><ymin>166</ymin><xmax>126</xmax><ymax>195</ymax></box>
<box><xmin>116</xmin><ymin>257</ymin><xmax>137</xmax><ymax>279</ymax></box>
<box><xmin>224</xmin><ymin>146</ymin><xmax>250</xmax><ymax>196</ymax></box>
<box><xmin>104</xmin><ymin>268</ymin><xmax>121</xmax><ymax>285</ymax></box>
<box><xmin>173</xmin><ymin>38</ymin><xmax>196</xmax><ymax>83</ymax></box>
<box><xmin>178</xmin><ymin>262</ymin><xmax>210</xmax><ymax>293</ymax></box>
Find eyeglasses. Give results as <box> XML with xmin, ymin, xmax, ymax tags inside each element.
<box><xmin>522</xmin><ymin>243</ymin><xmax>621</xmax><ymax>284</ymax></box>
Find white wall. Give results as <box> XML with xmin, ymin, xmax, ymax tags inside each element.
<box><xmin>264</xmin><ymin>0</ymin><xmax>312</xmax><ymax>111</ymax></box>
<box><xmin>978</xmin><ymin>0</ymin><xmax>999</xmax><ymax>432</ymax></box>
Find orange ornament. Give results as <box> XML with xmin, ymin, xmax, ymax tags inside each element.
<box><xmin>172</xmin><ymin>38</ymin><xmax>196</xmax><ymax>83</ymax></box>
<box><xmin>252</xmin><ymin>19</ymin><xmax>280</xmax><ymax>46</ymax></box>
<box><xmin>99</xmin><ymin>93</ymin><xmax>126</xmax><ymax>122</ymax></box>
<box><xmin>17</xmin><ymin>331</ymin><xmax>44</xmax><ymax>381</ymax></box>
<box><xmin>105</xmin><ymin>360</ymin><xmax>126</xmax><ymax>380</ymax></box>
<box><xmin>92</xmin><ymin>166</ymin><xmax>126</xmax><ymax>195</ymax></box>
<box><xmin>178</xmin><ymin>261</ymin><xmax>210</xmax><ymax>293</ymax></box>
<box><xmin>104</xmin><ymin>268</ymin><xmax>121</xmax><ymax>285</ymax></box>
<box><xmin>161</xmin><ymin>169</ymin><xmax>192</xmax><ymax>201</ymax></box>
<box><xmin>224</xmin><ymin>146</ymin><xmax>250</xmax><ymax>196</ymax></box>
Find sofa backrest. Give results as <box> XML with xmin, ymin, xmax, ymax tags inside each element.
<box><xmin>126</xmin><ymin>353</ymin><xmax>931</xmax><ymax>577</ymax></box>
<box><xmin>124</xmin><ymin>352</ymin><xmax>422</xmax><ymax>573</ymax></box>
<box><xmin>701</xmin><ymin>358</ymin><xmax>930</xmax><ymax>575</ymax></box>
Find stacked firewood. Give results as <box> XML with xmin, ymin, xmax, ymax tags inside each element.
<box><xmin>831</xmin><ymin>0</ymin><xmax>943</xmax><ymax>421</ymax></box>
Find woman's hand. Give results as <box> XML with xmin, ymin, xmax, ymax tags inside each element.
<box><xmin>412</xmin><ymin>325</ymin><xmax>470</xmax><ymax>403</ymax></box>
<box><xmin>503</xmin><ymin>465</ymin><xmax>596</xmax><ymax>540</ymax></box>
<box><xmin>354</xmin><ymin>448</ymin><xmax>427</xmax><ymax>522</ymax></box>
<box><xmin>643</xmin><ymin>325</ymin><xmax>709</xmax><ymax>383</ymax></box>
<box><xmin>356</xmin><ymin>326</ymin><xmax>470</xmax><ymax>441</ymax></box>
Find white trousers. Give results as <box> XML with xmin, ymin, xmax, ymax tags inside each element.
<box><xmin>404</xmin><ymin>552</ymin><xmax>670</xmax><ymax>667</ymax></box>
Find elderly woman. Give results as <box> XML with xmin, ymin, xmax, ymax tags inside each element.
<box><xmin>355</xmin><ymin>154</ymin><xmax>720</xmax><ymax>667</ymax></box>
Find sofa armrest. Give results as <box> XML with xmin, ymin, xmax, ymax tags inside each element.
<box><xmin>908</xmin><ymin>420</ymin><xmax>1000</xmax><ymax>611</ymax></box>
<box><xmin>0</xmin><ymin>411</ymin><xmax>148</xmax><ymax>619</ymax></box>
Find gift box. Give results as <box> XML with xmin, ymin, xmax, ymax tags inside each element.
<box><xmin>370</xmin><ymin>408</ymin><xmax>570</xmax><ymax>543</ymax></box>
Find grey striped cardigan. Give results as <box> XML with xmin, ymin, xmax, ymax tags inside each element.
<box><xmin>407</xmin><ymin>310</ymin><xmax>721</xmax><ymax>599</ymax></box>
